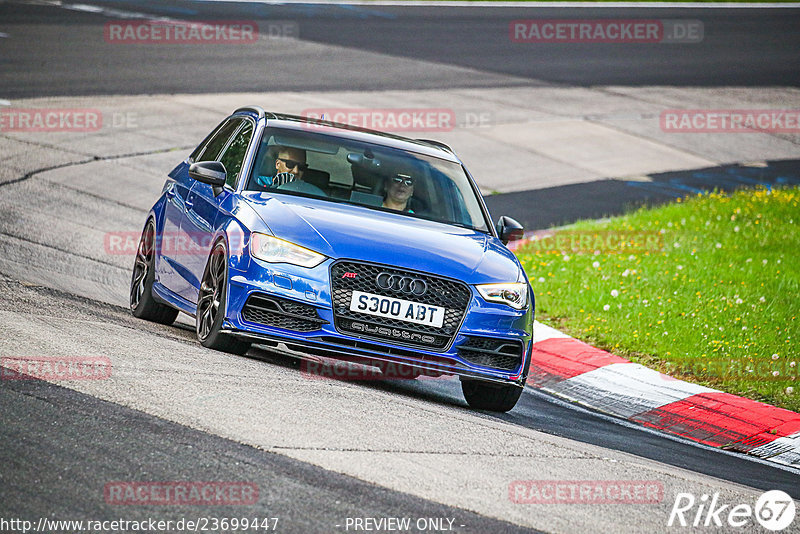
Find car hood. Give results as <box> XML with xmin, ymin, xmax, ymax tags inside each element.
<box><xmin>240</xmin><ymin>192</ymin><xmax>522</xmax><ymax>283</ymax></box>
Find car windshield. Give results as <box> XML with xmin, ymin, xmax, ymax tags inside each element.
<box><xmin>244</xmin><ymin>126</ymin><xmax>490</xmax><ymax>233</ymax></box>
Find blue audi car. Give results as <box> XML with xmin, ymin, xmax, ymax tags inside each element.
<box><xmin>130</xmin><ymin>106</ymin><xmax>534</xmax><ymax>411</ymax></box>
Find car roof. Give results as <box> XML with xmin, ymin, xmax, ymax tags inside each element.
<box><xmin>232</xmin><ymin>107</ymin><xmax>462</xmax><ymax>164</ymax></box>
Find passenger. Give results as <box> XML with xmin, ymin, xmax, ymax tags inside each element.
<box><xmin>382</xmin><ymin>173</ymin><xmax>415</xmax><ymax>213</ymax></box>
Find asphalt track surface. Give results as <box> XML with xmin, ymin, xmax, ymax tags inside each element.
<box><xmin>2</xmin><ymin>0</ymin><xmax>800</xmax><ymax>98</ymax></box>
<box><xmin>1</xmin><ymin>1</ymin><xmax>799</xmax><ymax>533</ymax></box>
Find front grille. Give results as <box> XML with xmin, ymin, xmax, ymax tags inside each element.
<box><xmin>457</xmin><ymin>336</ymin><xmax>524</xmax><ymax>371</ymax></box>
<box><xmin>330</xmin><ymin>261</ymin><xmax>471</xmax><ymax>350</ymax></box>
<box><xmin>242</xmin><ymin>293</ymin><xmax>327</xmax><ymax>333</ymax></box>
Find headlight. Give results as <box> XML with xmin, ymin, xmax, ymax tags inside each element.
<box><xmin>476</xmin><ymin>282</ymin><xmax>528</xmax><ymax>310</ymax></box>
<box><xmin>250</xmin><ymin>233</ymin><xmax>326</xmax><ymax>268</ymax></box>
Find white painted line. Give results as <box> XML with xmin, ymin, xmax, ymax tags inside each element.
<box><xmin>0</xmin><ymin>99</ymin><xmax>11</xmax><ymax>106</ymax></box>
<box><xmin>0</xmin><ymin>32</ymin><xmax>9</xmax><ymax>38</ymax></box>
<box><xmin>46</xmin><ymin>1</ymin><xmax>178</xmax><ymax>21</ymax></box>
<box><xmin>748</xmin><ymin>431</ymin><xmax>800</xmax><ymax>467</ymax></box>
<box><xmin>549</xmin><ymin>362</ymin><xmax>717</xmax><ymax>419</ymax></box>
<box><xmin>532</xmin><ymin>320</ymin><xmax>570</xmax><ymax>343</ymax></box>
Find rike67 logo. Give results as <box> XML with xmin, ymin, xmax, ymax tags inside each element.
<box><xmin>669</xmin><ymin>490</ymin><xmax>796</xmax><ymax>531</ymax></box>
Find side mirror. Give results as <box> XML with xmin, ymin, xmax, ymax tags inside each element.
<box><xmin>189</xmin><ymin>161</ymin><xmax>227</xmax><ymax>187</ymax></box>
<box><xmin>496</xmin><ymin>215</ymin><xmax>524</xmax><ymax>245</ymax></box>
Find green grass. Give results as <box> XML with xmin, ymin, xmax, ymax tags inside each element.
<box><xmin>516</xmin><ymin>186</ymin><xmax>799</xmax><ymax>412</ymax></box>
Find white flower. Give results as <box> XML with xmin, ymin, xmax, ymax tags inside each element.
<box><xmin>603</xmin><ymin>304</ymin><xmax>610</xmax><ymax>311</ymax></box>
<box><xmin>746</xmin><ymin>258</ymin><xmax>752</xmax><ymax>263</ymax></box>
<box><xmin>790</xmin><ymin>361</ymin><xmax>796</xmax><ymax>368</ymax></box>
<box><xmin>537</xmin><ymin>277</ymin><xmax>545</xmax><ymax>283</ymax></box>
<box><xmin>742</xmin><ymin>326</ymin><xmax>747</xmax><ymax>330</ymax></box>
<box><xmin>762</xmin><ymin>259</ymin><xmax>768</xmax><ymax>265</ymax></box>
<box><xmin>673</xmin><ymin>242</ymin><xmax>680</xmax><ymax>248</ymax></box>
<box><xmin>787</xmin><ymin>387</ymin><xmax>794</xmax><ymax>395</ymax></box>
<box><xmin>772</xmin><ymin>371</ymin><xmax>780</xmax><ymax>377</ymax></box>
<box><xmin>735</xmin><ymin>298</ymin><xmax>743</xmax><ymax>304</ymax></box>
<box><xmin>562</xmin><ymin>255</ymin><xmax>570</xmax><ymax>262</ymax></box>
<box><xmin>611</xmin><ymin>289</ymin><xmax>619</xmax><ymax>297</ymax></box>
<box><xmin>622</xmin><ymin>269</ymin><xmax>630</xmax><ymax>277</ymax></box>
<box><xmin>592</xmin><ymin>261</ymin><xmax>600</xmax><ymax>268</ymax></box>
<box><xmin>772</xmin><ymin>354</ymin><xmax>779</xmax><ymax>360</ymax></box>
<box><xmin>733</xmin><ymin>226</ymin><xmax>740</xmax><ymax>232</ymax></box>
<box><xmin>628</xmin><ymin>255</ymin><xmax>636</xmax><ymax>261</ymax></box>
<box><xmin>759</xmin><ymin>296</ymin><xmax>766</xmax><ymax>303</ymax></box>
<box><xmin>642</xmin><ymin>299</ymin><xmax>649</xmax><ymax>304</ymax></box>
<box><xmin>677</xmin><ymin>265</ymin><xmax>683</xmax><ymax>270</ymax></box>
<box><xmin>715</xmin><ymin>243</ymin><xmax>722</xmax><ymax>249</ymax></box>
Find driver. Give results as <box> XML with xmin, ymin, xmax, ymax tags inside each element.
<box><xmin>382</xmin><ymin>173</ymin><xmax>415</xmax><ymax>213</ymax></box>
<box><xmin>256</xmin><ymin>146</ymin><xmax>308</xmax><ymax>188</ymax></box>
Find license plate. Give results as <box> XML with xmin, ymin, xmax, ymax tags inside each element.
<box><xmin>349</xmin><ymin>291</ymin><xmax>445</xmax><ymax>328</ymax></box>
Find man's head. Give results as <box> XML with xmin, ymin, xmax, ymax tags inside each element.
<box><xmin>274</xmin><ymin>146</ymin><xmax>308</xmax><ymax>179</ymax></box>
<box><xmin>384</xmin><ymin>173</ymin><xmax>415</xmax><ymax>209</ymax></box>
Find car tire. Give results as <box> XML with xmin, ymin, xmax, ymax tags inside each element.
<box><xmin>196</xmin><ymin>240</ymin><xmax>251</xmax><ymax>356</ymax></box>
<box><xmin>460</xmin><ymin>378</ymin><xmax>524</xmax><ymax>412</ymax></box>
<box><xmin>130</xmin><ymin>220</ymin><xmax>179</xmax><ymax>325</ymax></box>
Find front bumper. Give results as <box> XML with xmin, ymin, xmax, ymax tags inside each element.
<box><xmin>225</xmin><ymin>257</ymin><xmax>533</xmax><ymax>386</ymax></box>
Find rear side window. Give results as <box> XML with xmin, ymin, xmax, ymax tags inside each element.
<box><xmin>196</xmin><ymin>119</ymin><xmax>242</xmax><ymax>163</ymax></box>
<box><xmin>219</xmin><ymin>120</ymin><xmax>254</xmax><ymax>188</ymax></box>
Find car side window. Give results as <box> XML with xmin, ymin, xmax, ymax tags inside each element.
<box><xmin>189</xmin><ymin>120</ymin><xmax>225</xmax><ymax>162</ymax></box>
<box><xmin>196</xmin><ymin>119</ymin><xmax>242</xmax><ymax>163</ymax></box>
<box><xmin>219</xmin><ymin>120</ymin><xmax>254</xmax><ymax>189</ymax></box>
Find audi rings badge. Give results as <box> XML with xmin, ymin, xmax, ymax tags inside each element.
<box><xmin>375</xmin><ymin>272</ymin><xmax>427</xmax><ymax>296</ymax></box>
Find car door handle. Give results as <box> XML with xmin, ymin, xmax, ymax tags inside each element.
<box><xmin>185</xmin><ymin>198</ymin><xmax>194</xmax><ymax>208</ymax></box>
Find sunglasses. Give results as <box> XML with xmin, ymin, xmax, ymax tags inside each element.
<box><xmin>278</xmin><ymin>158</ymin><xmax>308</xmax><ymax>171</ymax></box>
<box><xmin>392</xmin><ymin>175</ymin><xmax>414</xmax><ymax>187</ymax></box>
